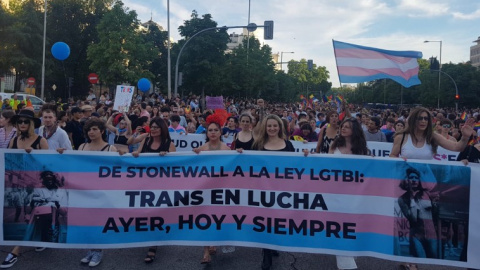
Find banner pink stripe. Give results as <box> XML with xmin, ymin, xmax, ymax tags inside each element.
<box><xmin>5</xmin><ymin>172</ymin><xmax>450</xmax><ymax>199</ymax></box>
<box><xmin>67</xmin><ymin>206</ymin><xmax>395</xmax><ymax>236</ymax></box>
<box><xmin>337</xmin><ymin>66</ymin><xmax>419</xmax><ymax>80</ymax></box>
<box><xmin>335</xmin><ymin>48</ymin><xmax>412</xmax><ymax>64</ymax></box>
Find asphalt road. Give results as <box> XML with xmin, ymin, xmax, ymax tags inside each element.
<box><xmin>0</xmin><ymin>245</ymin><xmax>467</xmax><ymax>270</ymax></box>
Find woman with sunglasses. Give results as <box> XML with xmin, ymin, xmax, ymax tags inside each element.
<box><xmin>132</xmin><ymin>117</ymin><xmax>175</xmax><ymax>264</ymax></box>
<box><xmin>8</xmin><ymin>109</ymin><xmax>48</xmax><ymax>151</ymax></box>
<box><xmin>389</xmin><ymin>107</ymin><xmax>475</xmax><ymax>270</ymax></box>
<box><xmin>390</xmin><ymin>107</ymin><xmax>475</xmax><ymax>159</ymax></box>
<box><xmin>2</xmin><ymin>109</ymin><xmax>48</xmax><ymax>269</ymax></box>
<box><xmin>438</xmin><ymin>119</ymin><xmax>456</xmax><ymax>142</ymax></box>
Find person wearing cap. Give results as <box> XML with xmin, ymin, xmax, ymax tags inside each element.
<box><xmin>65</xmin><ymin>107</ymin><xmax>85</xmax><ymax>150</ymax></box>
<box><xmin>81</xmin><ymin>105</ymin><xmax>93</xmax><ymax>119</ymax></box>
<box><xmin>1</xmin><ymin>109</ymin><xmax>48</xmax><ymax>269</ymax></box>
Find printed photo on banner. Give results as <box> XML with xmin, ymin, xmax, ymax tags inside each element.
<box><xmin>3</xmin><ymin>153</ymin><xmax>69</xmax><ymax>244</ymax></box>
<box><xmin>113</xmin><ymin>85</ymin><xmax>135</xmax><ymax>112</ymax></box>
<box><xmin>393</xmin><ymin>162</ymin><xmax>470</xmax><ymax>262</ymax></box>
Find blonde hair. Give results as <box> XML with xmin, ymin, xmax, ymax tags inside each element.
<box><xmin>252</xmin><ymin>114</ymin><xmax>286</xmax><ymax>150</ymax></box>
<box><xmin>17</xmin><ymin>119</ymin><xmax>36</xmax><ymax>138</ymax></box>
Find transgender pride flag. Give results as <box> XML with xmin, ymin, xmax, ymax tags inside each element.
<box><xmin>333</xmin><ymin>40</ymin><xmax>422</xmax><ymax>88</ymax></box>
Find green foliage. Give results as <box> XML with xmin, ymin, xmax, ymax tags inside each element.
<box><xmin>223</xmin><ymin>36</ymin><xmax>277</xmax><ymax>99</ymax></box>
<box><xmin>88</xmin><ymin>1</ymin><xmax>155</xmax><ymax>87</ymax></box>
<box><xmin>286</xmin><ymin>59</ymin><xmax>331</xmax><ymax>99</ymax></box>
<box><xmin>174</xmin><ymin>11</ymin><xmax>229</xmax><ymax>95</ymax></box>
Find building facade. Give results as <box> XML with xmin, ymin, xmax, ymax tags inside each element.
<box><xmin>471</xmin><ymin>36</ymin><xmax>480</xmax><ymax>68</ymax></box>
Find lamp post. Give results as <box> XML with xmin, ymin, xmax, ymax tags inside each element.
<box><xmin>280</xmin><ymin>51</ymin><xmax>294</xmax><ymax>71</ymax></box>
<box><xmin>167</xmin><ymin>0</ymin><xmax>171</xmax><ymax>99</ymax></box>
<box><xmin>41</xmin><ymin>0</ymin><xmax>47</xmax><ymax>100</ymax></box>
<box><xmin>424</xmin><ymin>40</ymin><xmax>442</xmax><ymax>109</ymax></box>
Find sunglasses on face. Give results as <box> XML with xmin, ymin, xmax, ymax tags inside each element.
<box><xmin>442</xmin><ymin>124</ymin><xmax>451</xmax><ymax>128</ymax></box>
<box><xmin>417</xmin><ymin>116</ymin><xmax>429</xmax><ymax>121</ymax></box>
<box><xmin>17</xmin><ymin>119</ymin><xmax>30</xmax><ymax>125</ymax></box>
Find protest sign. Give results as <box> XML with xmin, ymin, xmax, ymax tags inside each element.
<box><xmin>206</xmin><ymin>96</ymin><xmax>224</xmax><ymax>110</ymax></box>
<box><xmin>113</xmin><ymin>85</ymin><xmax>135</xmax><ymax>112</ymax></box>
<box><xmin>1</xmin><ymin>150</ymin><xmax>479</xmax><ymax>268</ymax></box>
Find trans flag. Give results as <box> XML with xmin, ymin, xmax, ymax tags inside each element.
<box><xmin>333</xmin><ymin>40</ymin><xmax>422</xmax><ymax>88</ymax></box>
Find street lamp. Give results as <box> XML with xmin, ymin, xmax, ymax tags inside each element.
<box><xmin>41</xmin><ymin>0</ymin><xmax>47</xmax><ymax>100</ymax></box>
<box><xmin>424</xmin><ymin>40</ymin><xmax>442</xmax><ymax>109</ymax></box>
<box><xmin>280</xmin><ymin>51</ymin><xmax>294</xmax><ymax>71</ymax></box>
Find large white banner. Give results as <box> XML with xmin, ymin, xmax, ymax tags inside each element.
<box><xmin>1</xmin><ymin>150</ymin><xmax>479</xmax><ymax>268</ymax></box>
<box><xmin>170</xmin><ymin>133</ymin><xmax>460</xmax><ymax>162</ymax></box>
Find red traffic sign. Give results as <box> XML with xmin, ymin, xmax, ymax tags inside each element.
<box><xmin>27</xmin><ymin>77</ymin><xmax>36</xmax><ymax>86</ymax></box>
<box><xmin>88</xmin><ymin>73</ymin><xmax>99</xmax><ymax>84</ymax></box>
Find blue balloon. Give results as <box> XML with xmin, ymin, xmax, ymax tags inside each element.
<box><xmin>51</xmin><ymin>42</ymin><xmax>70</xmax><ymax>61</ymax></box>
<box><xmin>137</xmin><ymin>78</ymin><xmax>151</xmax><ymax>92</ymax></box>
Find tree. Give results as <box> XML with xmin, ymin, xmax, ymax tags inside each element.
<box><xmin>87</xmin><ymin>1</ymin><xmax>155</xmax><ymax>87</ymax></box>
<box><xmin>225</xmin><ymin>36</ymin><xmax>277</xmax><ymax>99</ymax></box>
<box><xmin>3</xmin><ymin>0</ymin><xmax>44</xmax><ymax>92</ymax></box>
<box><xmin>141</xmin><ymin>21</ymin><xmax>169</xmax><ymax>92</ymax></box>
<box><xmin>287</xmin><ymin>59</ymin><xmax>331</xmax><ymax>98</ymax></box>
<box><xmin>174</xmin><ymin>11</ymin><xmax>229</xmax><ymax>96</ymax></box>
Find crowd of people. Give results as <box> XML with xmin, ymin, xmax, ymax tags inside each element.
<box><xmin>0</xmin><ymin>90</ymin><xmax>479</xmax><ymax>270</ymax></box>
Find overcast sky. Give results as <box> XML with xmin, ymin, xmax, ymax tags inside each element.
<box><xmin>123</xmin><ymin>0</ymin><xmax>480</xmax><ymax>87</ymax></box>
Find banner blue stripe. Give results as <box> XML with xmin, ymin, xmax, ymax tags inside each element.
<box><xmin>67</xmin><ymin>224</ymin><xmax>394</xmax><ymax>254</ymax></box>
<box><xmin>339</xmin><ymin>74</ymin><xmax>421</xmax><ymax>88</ymax></box>
<box><xmin>333</xmin><ymin>40</ymin><xmax>423</xmax><ymax>59</ymax></box>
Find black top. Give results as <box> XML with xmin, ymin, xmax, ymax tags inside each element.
<box><xmin>234</xmin><ymin>133</ymin><xmax>254</xmax><ymax>150</ymax></box>
<box><xmin>10</xmin><ymin>136</ymin><xmax>42</xmax><ymax>149</ymax></box>
<box><xmin>457</xmin><ymin>145</ymin><xmax>480</xmax><ymax>163</ymax></box>
<box><xmin>114</xmin><ymin>134</ymin><xmax>129</xmax><ymax>145</ymax></box>
<box><xmin>261</xmin><ymin>140</ymin><xmax>295</xmax><ymax>152</ymax></box>
<box><xmin>81</xmin><ymin>143</ymin><xmax>111</xmax><ymax>151</ymax></box>
<box><xmin>65</xmin><ymin>120</ymin><xmax>85</xmax><ymax>150</ymax></box>
<box><xmin>141</xmin><ymin>137</ymin><xmax>171</xmax><ymax>153</ymax></box>
<box><xmin>319</xmin><ymin>127</ymin><xmax>337</xmax><ymax>154</ymax></box>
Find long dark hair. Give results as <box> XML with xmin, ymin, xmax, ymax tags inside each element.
<box><xmin>331</xmin><ymin>118</ymin><xmax>369</xmax><ymax>155</ymax></box>
<box><xmin>149</xmin><ymin>117</ymin><xmax>171</xmax><ymax>145</ymax></box>
<box><xmin>395</xmin><ymin>107</ymin><xmax>437</xmax><ymax>154</ymax></box>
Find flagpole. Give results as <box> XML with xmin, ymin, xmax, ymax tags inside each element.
<box><xmin>332</xmin><ymin>39</ymin><xmax>344</xmax><ymax>93</ymax></box>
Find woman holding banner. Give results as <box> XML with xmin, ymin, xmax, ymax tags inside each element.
<box><xmin>328</xmin><ymin>117</ymin><xmax>369</xmax><ymax>270</ymax></box>
<box><xmin>251</xmin><ymin>114</ymin><xmax>294</xmax><ymax>270</ymax></box>
<box><xmin>232</xmin><ymin>113</ymin><xmax>254</xmax><ymax>151</ymax></box>
<box><xmin>132</xmin><ymin>117</ymin><xmax>175</xmax><ymax>157</ymax></box>
<box><xmin>78</xmin><ymin>118</ymin><xmax>117</xmax><ymax>267</ymax></box>
<box><xmin>192</xmin><ymin>113</ymin><xmax>231</xmax><ymax>264</ymax></box>
<box><xmin>1</xmin><ymin>109</ymin><xmax>49</xmax><ymax>269</ymax></box>
<box><xmin>132</xmin><ymin>117</ymin><xmax>176</xmax><ymax>264</ymax></box>
<box><xmin>315</xmin><ymin>111</ymin><xmax>339</xmax><ymax>154</ymax></box>
<box><xmin>389</xmin><ymin>107</ymin><xmax>475</xmax><ymax>270</ymax></box>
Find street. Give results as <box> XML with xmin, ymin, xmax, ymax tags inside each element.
<box><xmin>0</xmin><ymin>245</ymin><xmax>466</xmax><ymax>270</ymax></box>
